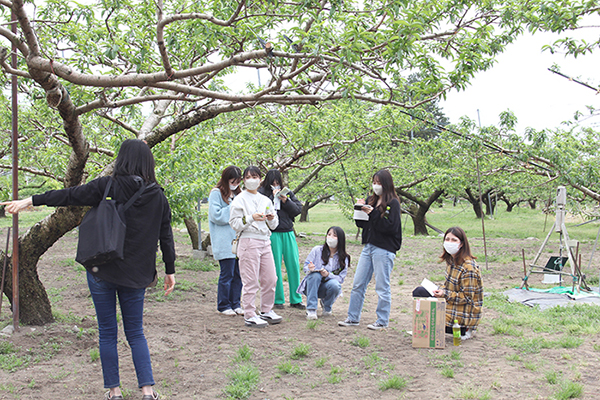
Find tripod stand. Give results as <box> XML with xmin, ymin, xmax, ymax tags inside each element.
<box><xmin>521</xmin><ymin>187</ymin><xmax>589</xmax><ymax>292</ymax></box>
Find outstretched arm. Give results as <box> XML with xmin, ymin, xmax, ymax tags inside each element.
<box><xmin>1</xmin><ymin>197</ymin><xmax>33</xmax><ymax>214</ymax></box>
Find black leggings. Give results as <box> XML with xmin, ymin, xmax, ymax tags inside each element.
<box><xmin>413</xmin><ymin>286</ymin><xmax>467</xmax><ymax>335</ymax></box>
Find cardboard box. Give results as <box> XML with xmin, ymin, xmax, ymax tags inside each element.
<box><xmin>412</xmin><ymin>298</ymin><xmax>446</xmax><ymax>349</ymax></box>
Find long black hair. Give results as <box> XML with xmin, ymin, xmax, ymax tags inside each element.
<box><xmin>367</xmin><ymin>169</ymin><xmax>399</xmax><ymax>213</ymax></box>
<box><xmin>113</xmin><ymin>139</ymin><xmax>157</xmax><ymax>183</ymax></box>
<box><xmin>321</xmin><ymin>226</ymin><xmax>350</xmax><ymax>274</ymax></box>
<box><xmin>260</xmin><ymin>169</ymin><xmax>283</xmax><ymax>191</ymax></box>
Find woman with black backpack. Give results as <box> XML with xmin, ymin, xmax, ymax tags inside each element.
<box><xmin>2</xmin><ymin>139</ymin><xmax>175</xmax><ymax>400</ymax></box>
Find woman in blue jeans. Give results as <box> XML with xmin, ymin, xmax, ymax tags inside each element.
<box><xmin>338</xmin><ymin>169</ymin><xmax>402</xmax><ymax>330</ymax></box>
<box><xmin>208</xmin><ymin>165</ymin><xmax>243</xmax><ymax>316</ymax></box>
<box><xmin>297</xmin><ymin>226</ymin><xmax>350</xmax><ymax>320</ymax></box>
<box><xmin>3</xmin><ymin>139</ymin><xmax>176</xmax><ymax>400</ymax></box>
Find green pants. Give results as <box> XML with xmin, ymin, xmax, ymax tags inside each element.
<box><xmin>271</xmin><ymin>231</ymin><xmax>303</xmax><ymax>305</ymax></box>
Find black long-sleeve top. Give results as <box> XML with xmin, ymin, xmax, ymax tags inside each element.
<box><xmin>33</xmin><ymin>175</ymin><xmax>176</xmax><ymax>289</ymax></box>
<box><xmin>257</xmin><ymin>187</ymin><xmax>302</xmax><ymax>233</ymax></box>
<box><xmin>355</xmin><ymin>197</ymin><xmax>402</xmax><ymax>253</ymax></box>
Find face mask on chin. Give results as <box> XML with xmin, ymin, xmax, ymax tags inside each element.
<box><xmin>245</xmin><ymin>178</ymin><xmax>260</xmax><ymax>191</ymax></box>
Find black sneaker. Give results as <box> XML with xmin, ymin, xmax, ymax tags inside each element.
<box><xmin>338</xmin><ymin>318</ymin><xmax>359</xmax><ymax>327</ymax></box>
<box><xmin>290</xmin><ymin>302</ymin><xmax>306</xmax><ymax>310</ymax></box>
<box><xmin>273</xmin><ymin>304</ymin><xmax>285</xmax><ymax>309</ymax></box>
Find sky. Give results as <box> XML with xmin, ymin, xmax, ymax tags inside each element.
<box><xmin>439</xmin><ymin>31</ymin><xmax>600</xmax><ymax>133</ymax></box>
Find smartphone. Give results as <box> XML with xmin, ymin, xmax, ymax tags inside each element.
<box><xmin>354</xmin><ymin>204</ymin><xmax>372</xmax><ymax>210</ymax></box>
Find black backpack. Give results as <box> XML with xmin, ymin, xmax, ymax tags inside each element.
<box><xmin>76</xmin><ymin>178</ymin><xmax>146</xmax><ymax>268</ymax></box>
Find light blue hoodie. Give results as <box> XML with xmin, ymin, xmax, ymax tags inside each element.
<box><xmin>208</xmin><ymin>188</ymin><xmax>236</xmax><ymax>260</ymax></box>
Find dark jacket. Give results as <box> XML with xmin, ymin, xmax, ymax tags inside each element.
<box><xmin>33</xmin><ymin>175</ymin><xmax>176</xmax><ymax>289</ymax></box>
<box><xmin>258</xmin><ymin>187</ymin><xmax>302</xmax><ymax>233</ymax></box>
<box><xmin>355</xmin><ymin>197</ymin><xmax>402</xmax><ymax>253</ymax></box>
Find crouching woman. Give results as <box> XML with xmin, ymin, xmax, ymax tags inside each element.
<box><xmin>297</xmin><ymin>226</ymin><xmax>350</xmax><ymax>320</ymax></box>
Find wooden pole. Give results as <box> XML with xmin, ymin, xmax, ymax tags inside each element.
<box><xmin>11</xmin><ymin>9</ymin><xmax>19</xmax><ymax>331</ymax></box>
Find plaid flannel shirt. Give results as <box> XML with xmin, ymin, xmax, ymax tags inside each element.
<box><xmin>443</xmin><ymin>257</ymin><xmax>483</xmax><ymax>329</ymax></box>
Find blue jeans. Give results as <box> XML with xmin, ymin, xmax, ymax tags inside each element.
<box><xmin>347</xmin><ymin>243</ymin><xmax>395</xmax><ymax>326</ymax></box>
<box><xmin>217</xmin><ymin>258</ymin><xmax>242</xmax><ymax>311</ymax></box>
<box><xmin>305</xmin><ymin>272</ymin><xmax>341</xmax><ymax>312</ymax></box>
<box><xmin>87</xmin><ymin>272</ymin><xmax>154</xmax><ymax>389</ymax></box>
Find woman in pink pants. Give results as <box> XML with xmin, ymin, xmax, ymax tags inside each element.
<box><xmin>229</xmin><ymin>166</ymin><xmax>283</xmax><ymax>328</ymax></box>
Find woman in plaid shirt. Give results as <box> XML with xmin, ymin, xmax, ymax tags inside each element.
<box><xmin>414</xmin><ymin>226</ymin><xmax>483</xmax><ymax>340</ymax></box>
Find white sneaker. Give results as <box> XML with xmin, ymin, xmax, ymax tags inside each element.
<box><xmin>306</xmin><ymin>310</ymin><xmax>318</xmax><ymax>320</ymax></box>
<box><xmin>260</xmin><ymin>310</ymin><xmax>283</xmax><ymax>324</ymax></box>
<box><xmin>322</xmin><ymin>310</ymin><xmax>333</xmax><ymax>317</ymax></box>
<box><xmin>461</xmin><ymin>329</ymin><xmax>475</xmax><ymax>340</ymax></box>
<box><xmin>220</xmin><ymin>309</ymin><xmax>236</xmax><ymax>316</ymax></box>
<box><xmin>234</xmin><ymin>307</ymin><xmax>244</xmax><ymax>316</ymax></box>
<box><xmin>367</xmin><ymin>322</ymin><xmax>387</xmax><ymax>330</ymax></box>
<box><xmin>244</xmin><ymin>315</ymin><xmax>268</xmax><ymax>328</ymax></box>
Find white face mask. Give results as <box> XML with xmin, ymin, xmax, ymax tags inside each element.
<box><xmin>271</xmin><ymin>185</ymin><xmax>281</xmax><ymax>191</ymax></box>
<box><xmin>326</xmin><ymin>237</ymin><xmax>338</xmax><ymax>249</ymax></box>
<box><xmin>229</xmin><ymin>184</ymin><xmax>239</xmax><ymax>191</ymax></box>
<box><xmin>245</xmin><ymin>178</ymin><xmax>260</xmax><ymax>191</ymax></box>
<box><xmin>443</xmin><ymin>241</ymin><xmax>461</xmax><ymax>255</ymax></box>
<box><xmin>372</xmin><ymin>184</ymin><xmax>383</xmax><ymax>196</ymax></box>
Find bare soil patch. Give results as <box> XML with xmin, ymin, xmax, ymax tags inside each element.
<box><xmin>1</xmin><ymin>230</ymin><xmax>599</xmax><ymax>399</ymax></box>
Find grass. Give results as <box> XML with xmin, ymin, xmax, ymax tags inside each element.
<box><xmin>232</xmin><ymin>344</ymin><xmax>253</xmax><ymax>363</ymax></box>
<box><xmin>0</xmin><ymin>341</ymin><xmax>31</xmax><ymax>372</ymax></box>
<box><xmin>176</xmin><ymin>257</ymin><xmax>218</xmax><ymax>272</ymax></box>
<box><xmin>429</xmin><ymin>351</ymin><xmax>463</xmax><ymax>378</ymax></box>
<box><xmin>426</xmin><ymin>205</ymin><xmax>600</xmax><ymax>242</ymax></box>
<box><xmin>378</xmin><ymin>375</ymin><xmax>408</xmax><ymax>391</ymax></box>
<box><xmin>485</xmin><ymin>294</ymin><xmax>600</xmax><ymax>336</ymax></box>
<box><xmin>277</xmin><ymin>360</ymin><xmax>303</xmax><ymax>375</ymax></box>
<box><xmin>89</xmin><ymin>348</ymin><xmax>100</xmax><ymax>362</ymax></box>
<box><xmin>363</xmin><ymin>352</ymin><xmax>382</xmax><ymax>369</ymax></box>
<box><xmin>455</xmin><ymin>383</ymin><xmax>492</xmax><ymax>400</ymax></box>
<box><xmin>306</xmin><ymin>319</ymin><xmax>323</xmax><ymax>329</ymax></box>
<box><xmin>350</xmin><ymin>335</ymin><xmax>370</xmax><ymax>348</ymax></box>
<box><xmin>327</xmin><ymin>365</ymin><xmax>344</xmax><ymax>384</ymax></box>
<box><xmin>553</xmin><ymin>380</ymin><xmax>584</xmax><ymax>400</ymax></box>
<box><xmin>224</xmin><ymin>364</ymin><xmax>260</xmax><ymax>400</ymax></box>
<box><xmin>315</xmin><ymin>357</ymin><xmax>327</xmax><ymax>368</ymax></box>
<box><xmin>546</xmin><ymin>370</ymin><xmax>562</xmax><ymax>385</ymax></box>
<box><xmin>290</xmin><ymin>343</ymin><xmax>311</xmax><ymax>359</ymax></box>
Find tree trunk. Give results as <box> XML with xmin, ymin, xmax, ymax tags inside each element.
<box><xmin>2</xmin><ymin>206</ymin><xmax>86</xmax><ymax>325</ymax></box>
<box><xmin>408</xmin><ymin>204</ymin><xmax>429</xmax><ymax>235</ymax></box>
<box><xmin>464</xmin><ymin>188</ymin><xmax>483</xmax><ymax>219</ymax></box>
<box><xmin>397</xmin><ymin>188</ymin><xmax>445</xmax><ymax>236</ymax></box>
<box><xmin>500</xmin><ymin>195</ymin><xmax>518</xmax><ymax>212</ymax></box>
<box><xmin>298</xmin><ymin>195</ymin><xmax>330</xmax><ymax>223</ymax></box>
<box><xmin>528</xmin><ymin>199</ymin><xmax>537</xmax><ymax>210</ymax></box>
<box><xmin>0</xmin><ymin>206</ymin><xmax>5</xmax><ymax>218</ymax></box>
<box><xmin>183</xmin><ymin>217</ymin><xmax>199</xmax><ymax>250</ymax></box>
<box><xmin>299</xmin><ymin>201</ymin><xmax>310</xmax><ymax>222</ymax></box>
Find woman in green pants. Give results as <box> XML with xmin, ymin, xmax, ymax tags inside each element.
<box><xmin>259</xmin><ymin>169</ymin><xmax>305</xmax><ymax>309</ymax></box>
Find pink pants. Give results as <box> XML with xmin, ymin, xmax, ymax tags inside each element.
<box><xmin>237</xmin><ymin>237</ymin><xmax>278</xmax><ymax>319</ymax></box>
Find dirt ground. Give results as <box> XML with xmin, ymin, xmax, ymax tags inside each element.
<box><xmin>1</xmin><ymin>228</ymin><xmax>599</xmax><ymax>400</ymax></box>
